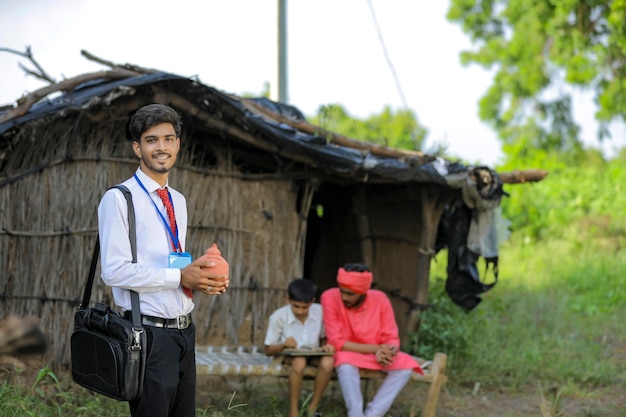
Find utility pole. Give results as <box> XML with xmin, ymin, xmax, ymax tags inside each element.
<box><xmin>277</xmin><ymin>0</ymin><xmax>288</xmax><ymax>103</ymax></box>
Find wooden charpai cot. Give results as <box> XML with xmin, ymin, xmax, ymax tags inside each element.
<box><xmin>196</xmin><ymin>346</ymin><xmax>447</xmax><ymax>417</ymax></box>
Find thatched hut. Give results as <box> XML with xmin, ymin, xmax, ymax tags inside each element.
<box><xmin>0</xmin><ymin>65</ymin><xmax>546</xmax><ymax>366</ymax></box>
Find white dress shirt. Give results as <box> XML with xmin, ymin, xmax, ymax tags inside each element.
<box><xmin>264</xmin><ymin>303</ymin><xmax>325</xmax><ymax>348</ymax></box>
<box><xmin>98</xmin><ymin>167</ymin><xmax>194</xmax><ymax>318</ymax></box>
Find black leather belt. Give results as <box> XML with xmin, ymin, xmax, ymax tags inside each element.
<box><xmin>126</xmin><ymin>313</ymin><xmax>192</xmax><ymax>330</ymax></box>
<box><xmin>143</xmin><ymin>314</ymin><xmax>192</xmax><ymax>329</ymax></box>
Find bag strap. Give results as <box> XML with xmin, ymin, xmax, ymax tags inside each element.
<box><xmin>80</xmin><ymin>184</ymin><xmax>142</xmax><ymax>330</ymax></box>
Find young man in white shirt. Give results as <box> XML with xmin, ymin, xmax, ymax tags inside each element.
<box><xmin>98</xmin><ymin>103</ymin><xmax>228</xmax><ymax>417</ymax></box>
<box><xmin>264</xmin><ymin>278</ymin><xmax>334</xmax><ymax>417</ymax></box>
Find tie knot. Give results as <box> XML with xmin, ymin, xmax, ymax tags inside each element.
<box><xmin>156</xmin><ymin>188</ymin><xmax>168</xmax><ymax>199</ymax></box>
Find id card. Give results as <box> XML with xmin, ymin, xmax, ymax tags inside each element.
<box><xmin>168</xmin><ymin>252</ymin><xmax>192</xmax><ymax>268</ymax></box>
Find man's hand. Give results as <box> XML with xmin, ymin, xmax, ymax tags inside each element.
<box><xmin>180</xmin><ymin>258</ymin><xmax>229</xmax><ymax>295</ymax></box>
<box><xmin>283</xmin><ymin>336</ymin><xmax>297</xmax><ymax>349</ymax></box>
<box><xmin>321</xmin><ymin>343</ymin><xmax>335</xmax><ymax>354</ymax></box>
<box><xmin>375</xmin><ymin>344</ymin><xmax>398</xmax><ymax>367</ymax></box>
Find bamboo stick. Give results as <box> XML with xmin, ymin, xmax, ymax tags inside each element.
<box><xmin>0</xmin><ymin>69</ymin><xmax>141</xmax><ymax>124</ymax></box>
<box><xmin>499</xmin><ymin>169</ymin><xmax>548</xmax><ymax>184</ymax></box>
<box><xmin>241</xmin><ymin>98</ymin><xmax>435</xmax><ymax>166</ymax></box>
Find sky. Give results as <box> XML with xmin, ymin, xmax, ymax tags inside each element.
<box><xmin>1</xmin><ymin>0</ymin><xmax>622</xmax><ymax>166</ymax></box>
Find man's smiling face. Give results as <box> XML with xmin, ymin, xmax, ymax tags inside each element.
<box><xmin>133</xmin><ymin>122</ymin><xmax>180</xmax><ymax>184</ymax></box>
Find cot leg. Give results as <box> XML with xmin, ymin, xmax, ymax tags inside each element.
<box><xmin>412</xmin><ymin>353</ymin><xmax>447</xmax><ymax>417</ymax></box>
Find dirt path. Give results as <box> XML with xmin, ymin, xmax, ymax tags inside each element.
<box><xmin>196</xmin><ymin>373</ymin><xmax>625</xmax><ymax>417</ymax></box>
<box><xmin>434</xmin><ymin>385</ymin><xmax>625</xmax><ymax>417</ymax></box>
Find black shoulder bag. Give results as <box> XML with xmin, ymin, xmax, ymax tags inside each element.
<box><xmin>70</xmin><ymin>185</ymin><xmax>146</xmax><ymax>401</ymax></box>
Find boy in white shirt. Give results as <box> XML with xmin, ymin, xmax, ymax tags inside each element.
<box><xmin>265</xmin><ymin>278</ymin><xmax>334</xmax><ymax>417</ymax></box>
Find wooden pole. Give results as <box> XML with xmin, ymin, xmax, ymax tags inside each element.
<box><xmin>407</xmin><ymin>187</ymin><xmax>450</xmax><ymax>352</ymax></box>
<box><xmin>499</xmin><ymin>169</ymin><xmax>548</xmax><ymax>184</ymax></box>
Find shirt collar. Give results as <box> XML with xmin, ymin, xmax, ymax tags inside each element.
<box><xmin>286</xmin><ymin>305</ymin><xmax>316</xmax><ymax>325</ymax></box>
<box><xmin>135</xmin><ymin>167</ymin><xmax>169</xmax><ymax>193</ymax></box>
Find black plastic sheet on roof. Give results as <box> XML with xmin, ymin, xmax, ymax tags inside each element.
<box><xmin>0</xmin><ymin>72</ymin><xmax>465</xmax><ymax>186</ymax></box>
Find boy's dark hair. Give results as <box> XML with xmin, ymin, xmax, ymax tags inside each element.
<box><xmin>287</xmin><ymin>278</ymin><xmax>317</xmax><ymax>302</ymax></box>
<box><xmin>342</xmin><ymin>263</ymin><xmax>370</xmax><ymax>273</ymax></box>
<box><xmin>129</xmin><ymin>104</ymin><xmax>182</xmax><ymax>142</ymax></box>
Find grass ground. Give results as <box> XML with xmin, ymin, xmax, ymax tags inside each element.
<box><xmin>3</xmin><ymin>363</ymin><xmax>624</xmax><ymax>417</ymax></box>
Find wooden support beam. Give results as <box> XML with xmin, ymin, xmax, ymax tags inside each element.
<box><xmin>499</xmin><ymin>169</ymin><xmax>548</xmax><ymax>184</ymax></box>
<box><xmin>407</xmin><ymin>187</ymin><xmax>451</xmax><ymax>353</ymax></box>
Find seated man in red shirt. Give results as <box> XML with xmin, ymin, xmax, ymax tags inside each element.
<box><xmin>321</xmin><ymin>263</ymin><xmax>423</xmax><ymax>417</ymax></box>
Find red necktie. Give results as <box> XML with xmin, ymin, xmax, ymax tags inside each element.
<box><xmin>157</xmin><ymin>188</ymin><xmax>177</xmax><ymax>243</ymax></box>
<box><xmin>157</xmin><ymin>188</ymin><xmax>193</xmax><ymax>299</ymax></box>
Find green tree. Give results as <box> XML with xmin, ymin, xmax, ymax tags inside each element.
<box><xmin>309</xmin><ymin>104</ymin><xmax>428</xmax><ymax>152</ymax></box>
<box><xmin>447</xmin><ymin>0</ymin><xmax>626</xmax><ymax>162</ymax></box>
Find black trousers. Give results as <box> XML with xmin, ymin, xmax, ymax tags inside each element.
<box><xmin>129</xmin><ymin>323</ymin><xmax>196</xmax><ymax>417</ymax></box>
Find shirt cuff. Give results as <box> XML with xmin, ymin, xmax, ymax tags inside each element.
<box><xmin>164</xmin><ymin>268</ymin><xmax>182</xmax><ymax>289</ymax></box>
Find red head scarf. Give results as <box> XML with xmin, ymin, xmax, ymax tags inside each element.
<box><xmin>336</xmin><ymin>267</ymin><xmax>373</xmax><ymax>294</ymax></box>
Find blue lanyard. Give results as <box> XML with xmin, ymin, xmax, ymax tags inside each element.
<box><xmin>134</xmin><ymin>174</ymin><xmax>181</xmax><ymax>252</ymax></box>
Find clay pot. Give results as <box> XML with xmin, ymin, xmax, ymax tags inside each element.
<box><xmin>199</xmin><ymin>243</ymin><xmax>229</xmax><ymax>277</ymax></box>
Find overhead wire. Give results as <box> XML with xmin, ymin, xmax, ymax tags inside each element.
<box><xmin>366</xmin><ymin>0</ymin><xmax>410</xmax><ymax>110</ymax></box>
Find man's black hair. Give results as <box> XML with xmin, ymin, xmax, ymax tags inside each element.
<box><xmin>129</xmin><ymin>103</ymin><xmax>182</xmax><ymax>142</ymax></box>
<box><xmin>342</xmin><ymin>263</ymin><xmax>370</xmax><ymax>273</ymax></box>
<box><xmin>287</xmin><ymin>278</ymin><xmax>317</xmax><ymax>302</ymax></box>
